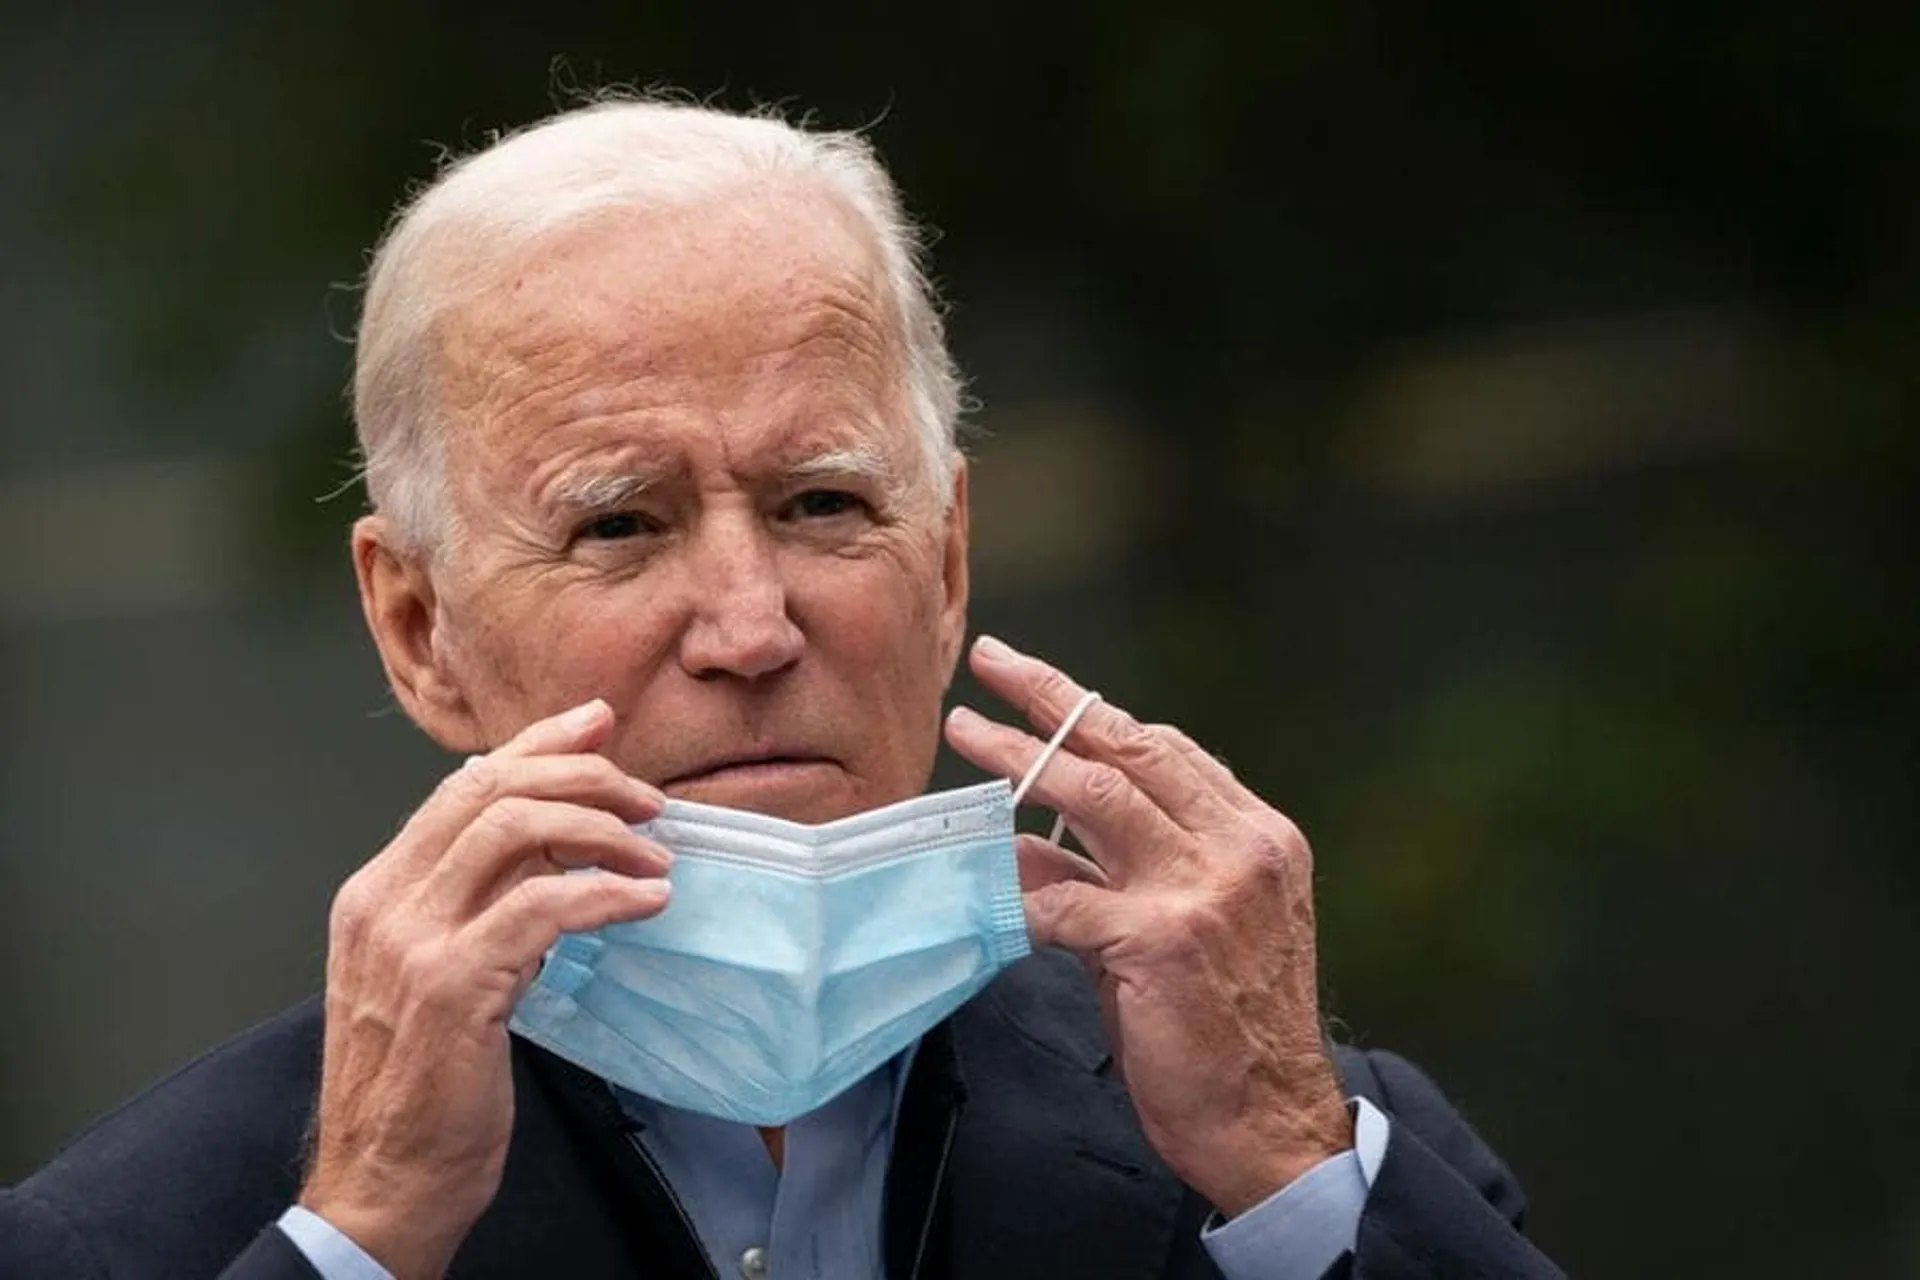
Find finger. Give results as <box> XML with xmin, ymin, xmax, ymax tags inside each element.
<box><xmin>947</xmin><ymin>705</ymin><xmax>1189</xmax><ymax>883</ymax></box>
<box><xmin>386</xmin><ymin>749</ymin><xmax>664</xmax><ymax>882</ymax></box>
<box><xmin>1016</xmin><ymin>832</ymin><xmax>1109</xmax><ymax>893</ymax></box>
<box><xmin>492</xmin><ymin>697</ymin><xmax>616</xmax><ymax>760</ymax></box>
<box><xmin>1023</xmin><ymin>879</ymin><xmax>1130</xmax><ymax>954</ymax></box>
<box><xmin>424</xmin><ymin>797</ymin><xmax>674</xmax><ymax>920</ymax></box>
<box><xmin>476</xmin><ymin>829</ymin><xmax>678</xmax><ymax>924</ymax></box>
<box><xmin>1159</xmin><ymin>724</ymin><xmax>1263</xmax><ymax>815</ymax></box>
<box><xmin>463</xmin><ymin>872</ymin><xmax>671</xmax><ymax>975</ymax></box>
<box><xmin>968</xmin><ymin>636</ymin><xmax>1234</xmax><ymax>830</ymax></box>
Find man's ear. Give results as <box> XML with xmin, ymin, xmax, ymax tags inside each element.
<box><xmin>351</xmin><ymin>515</ymin><xmax>486</xmax><ymax>753</ymax></box>
<box><xmin>936</xmin><ymin>460</ymin><xmax>972</xmax><ymax>690</ymax></box>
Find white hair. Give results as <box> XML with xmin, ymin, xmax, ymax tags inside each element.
<box><xmin>352</xmin><ymin>97</ymin><xmax>963</xmax><ymax>554</ymax></box>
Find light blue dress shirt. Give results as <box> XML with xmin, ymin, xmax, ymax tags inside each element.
<box><xmin>276</xmin><ymin>1048</ymin><xmax>1390</xmax><ymax>1280</ymax></box>
<box><xmin>1200</xmin><ymin>1096</ymin><xmax>1391</xmax><ymax>1277</ymax></box>
<box><xmin>614</xmin><ymin>1048</ymin><xmax>914</xmax><ymax>1280</ymax></box>
<box><xmin>277</xmin><ymin>1205</ymin><xmax>393</xmax><ymax>1280</ymax></box>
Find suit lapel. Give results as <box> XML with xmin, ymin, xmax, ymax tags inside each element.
<box><xmin>478</xmin><ymin>1038</ymin><xmax>715</xmax><ymax>1279</ymax></box>
<box><xmin>919</xmin><ymin>950</ymin><xmax>1187</xmax><ymax>1280</ymax></box>
<box><xmin>500</xmin><ymin>959</ymin><xmax>1375</xmax><ymax>1280</ymax></box>
<box><xmin>883</xmin><ymin>1022</ymin><xmax>967</xmax><ymax>1280</ymax></box>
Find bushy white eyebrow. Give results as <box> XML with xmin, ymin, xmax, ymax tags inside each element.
<box><xmin>783</xmin><ymin>445</ymin><xmax>897</xmax><ymax>488</ymax></box>
<box><xmin>548</xmin><ymin>471</ymin><xmax>658</xmax><ymax>512</ymax></box>
<box><xmin>544</xmin><ymin>444</ymin><xmax>906</xmax><ymax>515</ymax></box>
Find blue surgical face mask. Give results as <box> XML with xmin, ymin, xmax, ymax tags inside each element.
<box><xmin>508</xmin><ymin>691</ymin><xmax>1102</xmax><ymax>1126</ymax></box>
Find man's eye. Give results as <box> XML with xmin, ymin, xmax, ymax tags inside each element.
<box><xmin>576</xmin><ymin>512</ymin><xmax>645</xmax><ymax>542</ymax></box>
<box><xmin>786</xmin><ymin>490</ymin><xmax>864</xmax><ymax>520</ymax></box>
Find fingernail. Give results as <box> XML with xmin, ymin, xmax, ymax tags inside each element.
<box><xmin>947</xmin><ymin>705</ymin><xmax>983</xmax><ymax>729</ymax></box>
<box><xmin>974</xmin><ymin>635</ymin><xmax>1015</xmax><ymax>664</ymax></box>
<box><xmin>560</xmin><ymin>699</ymin><xmax>607</xmax><ymax>731</ymax></box>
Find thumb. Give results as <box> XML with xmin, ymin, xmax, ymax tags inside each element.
<box><xmin>1015</xmin><ymin>833</ymin><xmax>1109</xmax><ymax>894</ymax></box>
<box><xmin>1022</xmin><ymin>879</ymin><xmax>1126</xmax><ymax>953</ymax></box>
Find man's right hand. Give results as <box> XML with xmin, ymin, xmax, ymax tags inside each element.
<box><xmin>298</xmin><ymin>699</ymin><xmax>671</xmax><ymax>1279</ymax></box>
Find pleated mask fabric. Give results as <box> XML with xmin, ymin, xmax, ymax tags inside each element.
<box><xmin>508</xmin><ymin>691</ymin><xmax>1103</xmax><ymax>1125</ymax></box>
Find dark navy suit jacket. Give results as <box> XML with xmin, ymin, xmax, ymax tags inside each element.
<box><xmin>0</xmin><ymin>950</ymin><xmax>1563</xmax><ymax>1279</ymax></box>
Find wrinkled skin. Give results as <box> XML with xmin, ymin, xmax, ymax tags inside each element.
<box><xmin>303</xmin><ymin>704</ymin><xmax>671</xmax><ymax>1277</ymax></box>
<box><xmin>313</xmin><ymin>181</ymin><xmax>1346</xmax><ymax>1277</ymax></box>
<box><xmin>317</xmin><ymin>189</ymin><xmax>972</xmax><ymax>1277</ymax></box>
<box><xmin>946</xmin><ymin>638</ymin><xmax>1352</xmax><ymax>1215</ymax></box>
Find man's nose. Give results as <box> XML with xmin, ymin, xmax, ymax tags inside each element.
<box><xmin>677</xmin><ymin>514</ymin><xmax>805</xmax><ymax>682</ymax></box>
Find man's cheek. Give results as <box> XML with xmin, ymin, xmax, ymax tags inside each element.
<box><xmin>465</xmin><ymin>612</ymin><xmax>595</xmax><ymax>704</ymax></box>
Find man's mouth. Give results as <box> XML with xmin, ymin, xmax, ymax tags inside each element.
<box><xmin>662</xmin><ymin>754</ymin><xmax>839</xmax><ymax>788</ymax></box>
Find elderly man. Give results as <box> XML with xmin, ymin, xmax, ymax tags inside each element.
<box><xmin>1</xmin><ymin>100</ymin><xmax>1562</xmax><ymax>1279</ymax></box>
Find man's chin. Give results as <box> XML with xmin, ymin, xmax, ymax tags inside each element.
<box><xmin>660</xmin><ymin>760</ymin><xmax>865</xmax><ymax>824</ymax></box>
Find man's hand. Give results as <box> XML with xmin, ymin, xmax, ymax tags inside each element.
<box><xmin>299</xmin><ymin>699</ymin><xmax>672</xmax><ymax>1279</ymax></box>
<box><xmin>945</xmin><ymin>637</ymin><xmax>1353</xmax><ymax>1217</ymax></box>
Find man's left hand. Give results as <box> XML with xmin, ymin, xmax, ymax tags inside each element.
<box><xmin>945</xmin><ymin>635</ymin><xmax>1353</xmax><ymax>1217</ymax></box>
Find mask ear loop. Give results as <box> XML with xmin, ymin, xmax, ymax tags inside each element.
<box><xmin>1011</xmin><ymin>690</ymin><xmax>1103</xmax><ymax>845</ymax></box>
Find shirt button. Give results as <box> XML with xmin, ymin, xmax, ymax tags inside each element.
<box><xmin>739</xmin><ymin>1245</ymin><xmax>769</xmax><ymax>1280</ymax></box>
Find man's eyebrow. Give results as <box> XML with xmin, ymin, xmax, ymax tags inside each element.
<box><xmin>780</xmin><ymin>445</ymin><xmax>898</xmax><ymax>487</ymax></box>
<box><xmin>546</xmin><ymin>470</ymin><xmax>660</xmax><ymax>512</ymax></box>
<box><xmin>542</xmin><ymin>446</ymin><xmax>902</xmax><ymax>511</ymax></box>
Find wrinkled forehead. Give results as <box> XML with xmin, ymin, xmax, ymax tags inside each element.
<box><xmin>431</xmin><ymin>185</ymin><xmax>910</xmax><ymax>470</ymax></box>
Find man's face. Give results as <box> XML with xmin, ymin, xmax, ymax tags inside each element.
<box><xmin>357</xmin><ymin>188</ymin><xmax>970</xmax><ymax>823</ymax></box>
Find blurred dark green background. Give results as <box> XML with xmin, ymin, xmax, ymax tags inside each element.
<box><xmin>2</xmin><ymin>3</ymin><xmax>1916</xmax><ymax>1275</ymax></box>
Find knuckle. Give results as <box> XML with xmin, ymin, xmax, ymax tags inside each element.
<box><xmin>515</xmin><ymin>873</ymin><xmax>571</xmax><ymax>917</ymax></box>
<box><xmin>583</xmin><ymin>754</ymin><xmax>631</xmax><ymax>790</ymax></box>
<box><xmin>1228</xmin><ymin>854</ymin><xmax>1286</xmax><ymax>904</ymax></box>
<box><xmin>1158</xmin><ymin>724</ymin><xmax>1205</xmax><ymax>762</ymax></box>
<box><xmin>1167</xmin><ymin>725</ymin><xmax>1236</xmax><ymax>776</ymax></box>
<box><xmin>1223</xmin><ymin>818</ymin><xmax>1310</xmax><ymax>897</ymax></box>
<box><xmin>1113</xmin><ymin>714</ymin><xmax>1157</xmax><ymax>754</ymax></box>
<box><xmin>362</xmin><ymin>911</ymin><xmax>417</xmax><ymax>966</ymax></box>
<box><xmin>441</xmin><ymin>757</ymin><xmax>498</xmax><ymax>806</ymax></box>
<box><xmin>1080</xmin><ymin>761</ymin><xmax>1128</xmax><ymax>806</ymax></box>
<box><xmin>475</xmin><ymin>795</ymin><xmax>535</xmax><ymax>845</ymax></box>
<box><xmin>1035</xmin><ymin>880</ymin><xmax>1089</xmax><ymax>929</ymax></box>
<box><xmin>392</xmin><ymin>934</ymin><xmax>439</xmax><ymax>984</ymax></box>
<box><xmin>401</xmin><ymin>940</ymin><xmax>466</xmax><ymax>1003</ymax></box>
<box><xmin>553</xmin><ymin>752</ymin><xmax>604</xmax><ymax>790</ymax></box>
<box><xmin>329</xmin><ymin>878</ymin><xmax>363</xmax><ymax>923</ymax></box>
<box><xmin>1032</xmin><ymin>670</ymin><xmax>1077</xmax><ymax>716</ymax></box>
<box><xmin>584</xmin><ymin>804</ymin><xmax>631</xmax><ymax>842</ymax></box>
<box><xmin>1244</xmin><ymin>815</ymin><xmax>1307</xmax><ymax>866</ymax></box>
<box><xmin>1115</xmin><ymin>716</ymin><xmax>1174</xmax><ymax>767</ymax></box>
<box><xmin>571</xmin><ymin>810</ymin><xmax>637</xmax><ymax>865</ymax></box>
<box><xmin>329</xmin><ymin>875</ymin><xmax>375</xmax><ymax>937</ymax></box>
